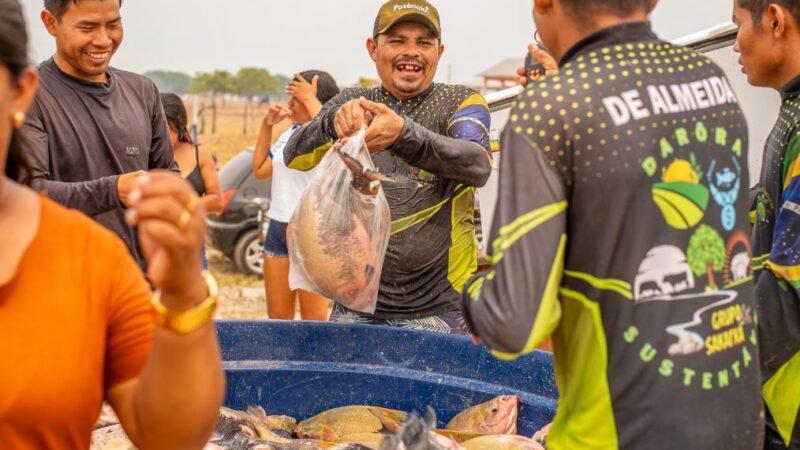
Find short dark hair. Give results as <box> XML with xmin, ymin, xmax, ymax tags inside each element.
<box><xmin>44</xmin><ymin>0</ymin><xmax>122</xmax><ymax>20</ymax></box>
<box><xmin>738</xmin><ymin>0</ymin><xmax>800</xmax><ymax>25</ymax></box>
<box><xmin>2</xmin><ymin>0</ymin><xmax>30</xmax><ymax>181</ymax></box>
<box><xmin>298</xmin><ymin>70</ymin><xmax>340</xmax><ymax>104</ymax></box>
<box><xmin>160</xmin><ymin>93</ymin><xmax>192</xmax><ymax>144</ymax></box>
<box><xmin>560</xmin><ymin>0</ymin><xmax>651</xmax><ymax>26</ymax></box>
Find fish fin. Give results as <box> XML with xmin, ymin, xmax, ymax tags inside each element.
<box><xmin>246</xmin><ymin>405</ymin><xmax>269</xmax><ymax>422</ymax></box>
<box><xmin>335</xmin><ymin>149</ymin><xmax>366</xmax><ymax>175</ymax></box>
<box><xmin>363</xmin><ymin>169</ymin><xmax>396</xmax><ymax>183</ymax></box>
<box><xmin>369</xmin><ymin>408</ymin><xmax>407</xmax><ymax>433</ymax></box>
<box><xmin>434</xmin><ymin>429</ymin><xmax>491</xmax><ymax>443</ymax></box>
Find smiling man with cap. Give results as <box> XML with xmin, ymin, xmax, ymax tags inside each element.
<box><xmin>284</xmin><ymin>0</ymin><xmax>492</xmax><ymax>334</ymax></box>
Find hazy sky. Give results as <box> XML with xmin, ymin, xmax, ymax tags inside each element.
<box><xmin>21</xmin><ymin>0</ymin><xmax>736</xmax><ymax>86</ymax></box>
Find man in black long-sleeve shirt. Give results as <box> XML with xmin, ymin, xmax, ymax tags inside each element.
<box><xmin>284</xmin><ymin>0</ymin><xmax>492</xmax><ymax>333</ymax></box>
<box><xmin>17</xmin><ymin>0</ymin><xmax>175</xmax><ymax>270</ymax></box>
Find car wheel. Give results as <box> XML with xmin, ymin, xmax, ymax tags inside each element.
<box><xmin>233</xmin><ymin>229</ymin><xmax>264</xmax><ymax>276</ymax></box>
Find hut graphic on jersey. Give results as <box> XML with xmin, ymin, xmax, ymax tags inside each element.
<box><xmin>634</xmin><ymin>245</ymin><xmax>696</xmax><ymax>301</ymax></box>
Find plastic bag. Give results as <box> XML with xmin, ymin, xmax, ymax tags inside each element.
<box><xmin>287</xmin><ymin>129</ymin><xmax>391</xmax><ymax>314</ymax></box>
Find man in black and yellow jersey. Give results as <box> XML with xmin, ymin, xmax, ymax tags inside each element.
<box><xmin>284</xmin><ymin>0</ymin><xmax>492</xmax><ymax>333</ymax></box>
<box><xmin>462</xmin><ymin>0</ymin><xmax>764</xmax><ymax>448</ymax></box>
<box><xmin>735</xmin><ymin>0</ymin><xmax>800</xmax><ymax>448</ymax></box>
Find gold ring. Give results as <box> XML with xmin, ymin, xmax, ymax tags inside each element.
<box><xmin>176</xmin><ymin>210</ymin><xmax>191</xmax><ymax>229</ymax></box>
<box><xmin>186</xmin><ymin>194</ymin><xmax>200</xmax><ymax>213</ymax></box>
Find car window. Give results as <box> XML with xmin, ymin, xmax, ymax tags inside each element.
<box><xmin>218</xmin><ymin>149</ymin><xmax>254</xmax><ymax>190</ymax></box>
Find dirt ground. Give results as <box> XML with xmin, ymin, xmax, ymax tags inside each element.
<box><xmin>208</xmin><ymin>248</ymin><xmax>334</xmax><ymax>320</ymax></box>
<box><xmin>208</xmin><ymin>248</ymin><xmax>268</xmax><ymax>320</ymax></box>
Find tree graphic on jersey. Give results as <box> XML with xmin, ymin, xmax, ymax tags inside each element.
<box><xmin>687</xmin><ymin>225</ymin><xmax>726</xmax><ymax>290</ymax></box>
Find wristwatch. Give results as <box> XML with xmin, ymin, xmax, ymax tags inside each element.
<box><xmin>151</xmin><ymin>271</ymin><xmax>219</xmax><ymax>334</ymax></box>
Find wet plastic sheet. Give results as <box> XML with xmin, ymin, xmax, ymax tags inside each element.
<box><xmin>287</xmin><ymin>129</ymin><xmax>391</xmax><ymax>314</ymax></box>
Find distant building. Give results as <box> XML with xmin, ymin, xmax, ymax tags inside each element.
<box><xmin>479</xmin><ymin>58</ymin><xmax>523</xmax><ymax>94</ymax></box>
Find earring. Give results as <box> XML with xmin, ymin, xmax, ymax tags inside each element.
<box><xmin>12</xmin><ymin>111</ymin><xmax>25</xmax><ymax>129</ymax></box>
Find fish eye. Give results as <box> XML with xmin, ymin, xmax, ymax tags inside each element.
<box><xmin>490</xmin><ymin>408</ymin><xmax>498</xmax><ymax>413</ymax></box>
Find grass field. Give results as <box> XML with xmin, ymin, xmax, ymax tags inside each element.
<box><xmin>191</xmin><ymin>99</ymin><xmax>291</xmax><ymax>165</ymax></box>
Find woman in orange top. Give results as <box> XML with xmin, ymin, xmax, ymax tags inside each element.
<box><xmin>0</xmin><ymin>1</ymin><xmax>224</xmax><ymax>449</ymax></box>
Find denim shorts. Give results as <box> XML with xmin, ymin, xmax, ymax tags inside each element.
<box><xmin>263</xmin><ymin>220</ymin><xmax>289</xmax><ymax>258</ymax></box>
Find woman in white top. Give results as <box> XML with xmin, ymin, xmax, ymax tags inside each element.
<box><xmin>252</xmin><ymin>71</ymin><xmax>339</xmax><ymax>320</ymax></box>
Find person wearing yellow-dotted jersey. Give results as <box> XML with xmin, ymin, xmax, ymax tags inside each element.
<box><xmin>462</xmin><ymin>0</ymin><xmax>764</xmax><ymax>448</ymax></box>
<box><xmin>284</xmin><ymin>0</ymin><xmax>492</xmax><ymax>334</ymax></box>
<box><xmin>735</xmin><ymin>0</ymin><xmax>800</xmax><ymax>448</ymax></box>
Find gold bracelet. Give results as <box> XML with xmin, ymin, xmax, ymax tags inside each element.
<box><xmin>151</xmin><ymin>271</ymin><xmax>219</xmax><ymax>335</ymax></box>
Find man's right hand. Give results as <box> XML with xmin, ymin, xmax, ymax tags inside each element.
<box><xmin>118</xmin><ymin>170</ymin><xmax>147</xmax><ymax>208</ymax></box>
<box><xmin>517</xmin><ymin>43</ymin><xmax>559</xmax><ymax>87</ymax></box>
<box><xmin>334</xmin><ymin>97</ymin><xmax>371</xmax><ymax>140</ymax></box>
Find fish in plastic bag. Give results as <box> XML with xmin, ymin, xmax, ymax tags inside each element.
<box><xmin>288</xmin><ymin>129</ymin><xmax>392</xmax><ymax>314</ymax></box>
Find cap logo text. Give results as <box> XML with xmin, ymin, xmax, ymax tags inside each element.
<box><xmin>393</xmin><ymin>3</ymin><xmax>430</xmax><ymax>14</ymax></box>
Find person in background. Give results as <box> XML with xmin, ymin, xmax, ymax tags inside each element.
<box><xmin>0</xmin><ymin>0</ymin><xmax>224</xmax><ymax>448</ymax></box>
<box><xmin>462</xmin><ymin>0</ymin><xmax>764</xmax><ymax>448</ymax></box>
<box><xmin>252</xmin><ymin>71</ymin><xmax>340</xmax><ymax>320</ymax></box>
<box><xmin>734</xmin><ymin>0</ymin><xmax>800</xmax><ymax>447</ymax></box>
<box><xmin>16</xmin><ymin>0</ymin><xmax>177</xmax><ymax>272</ymax></box>
<box><xmin>161</xmin><ymin>93</ymin><xmax>224</xmax><ymax>270</ymax></box>
<box><xmin>284</xmin><ymin>0</ymin><xmax>492</xmax><ymax>334</ymax></box>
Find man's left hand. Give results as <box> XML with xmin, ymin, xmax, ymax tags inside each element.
<box><xmin>125</xmin><ymin>172</ymin><xmax>207</xmax><ymax>308</ymax></box>
<box><xmin>359</xmin><ymin>98</ymin><xmax>405</xmax><ymax>153</ymax></box>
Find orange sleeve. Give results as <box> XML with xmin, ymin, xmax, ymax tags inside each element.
<box><xmin>102</xmin><ymin>236</ymin><xmax>155</xmax><ymax>391</ymax></box>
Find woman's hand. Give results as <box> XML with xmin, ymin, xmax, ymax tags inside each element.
<box><xmin>263</xmin><ymin>103</ymin><xmax>290</xmax><ymax>128</ymax></box>
<box><xmin>125</xmin><ymin>172</ymin><xmax>207</xmax><ymax>307</ymax></box>
<box><xmin>286</xmin><ymin>73</ymin><xmax>319</xmax><ymax>107</ymax></box>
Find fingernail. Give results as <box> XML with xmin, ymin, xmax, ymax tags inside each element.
<box><xmin>128</xmin><ymin>189</ymin><xmax>142</xmax><ymax>204</ymax></box>
<box><xmin>125</xmin><ymin>209</ymin><xmax>137</xmax><ymax>224</ymax></box>
<box><xmin>135</xmin><ymin>174</ymin><xmax>151</xmax><ymax>186</ymax></box>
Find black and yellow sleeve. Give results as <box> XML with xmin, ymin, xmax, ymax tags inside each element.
<box><xmin>461</xmin><ymin>106</ymin><xmax>569</xmax><ymax>360</ymax></box>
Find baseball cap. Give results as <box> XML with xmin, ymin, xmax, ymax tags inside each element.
<box><xmin>373</xmin><ymin>0</ymin><xmax>441</xmax><ymax>40</ymax></box>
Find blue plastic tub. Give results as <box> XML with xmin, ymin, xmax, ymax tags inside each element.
<box><xmin>217</xmin><ymin>320</ymin><xmax>557</xmax><ymax>437</ymax></box>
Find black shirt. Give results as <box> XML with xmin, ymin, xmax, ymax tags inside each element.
<box><xmin>284</xmin><ymin>84</ymin><xmax>492</xmax><ymax>319</ymax></box>
<box><xmin>751</xmin><ymin>74</ymin><xmax>800</xmax><ymax>449</ymax></box>
<box><xmin>18</xmin><ymin>58</ymin><xmax>176</xmax><ymax>270</ymax></box>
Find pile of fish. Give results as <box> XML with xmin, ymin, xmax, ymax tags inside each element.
<box><xmin>91</xmin><ymin>396</ymin><xmax>552</xmax><ymax>450</ymax></box>
<box><xmin>287</xmin><ymin>130</ymin><xmax>392</xmax><ymax>314</ymax></box>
